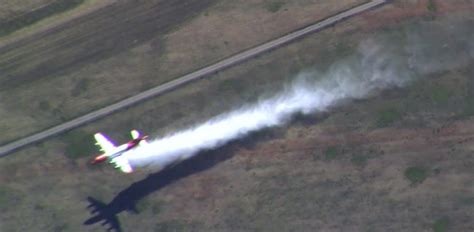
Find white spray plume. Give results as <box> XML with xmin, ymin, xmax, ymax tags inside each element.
<box><xmin>125</xmin><ymin>41</ymin><xmax>412</xmax><ymax>171</ymax></box>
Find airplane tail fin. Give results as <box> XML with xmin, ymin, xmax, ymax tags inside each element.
<box><xmin>130</xmin><ymin>130</ymin><xmax>140</xmax><ymax>140</ymax></box>
<box><xmin>131</xmin><ymin>129</ymin><xmax>148</xmax><ymax>146</ymax></box>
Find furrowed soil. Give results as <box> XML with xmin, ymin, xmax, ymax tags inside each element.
<box><xmin>0</xmin><ymin>0</ymin><xmax>473</xmax><ymax>231</ymax></box>
<box><xmin>0</xmin><ymin>0</ymin><xmax>56</xmax><ymax>20</ymax></box>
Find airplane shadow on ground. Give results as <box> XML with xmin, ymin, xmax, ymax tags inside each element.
<box><xmin>83</xmin><ymin>136</ymin><xmax>250</xmax><ymax>232</ymax></box>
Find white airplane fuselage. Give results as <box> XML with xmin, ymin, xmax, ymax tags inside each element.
<box><xmin>90</xmin><ymin>131</ymin><xmax>148</xmax><ymax>173</ymax></box>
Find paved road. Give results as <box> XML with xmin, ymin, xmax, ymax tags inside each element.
<box><xmin>0</xmin><ymin>0</ymin><xmax>388</xmax><ymax>157</ymax></box>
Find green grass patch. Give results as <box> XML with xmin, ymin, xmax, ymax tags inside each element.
<box><xmin>265</xmin><ymin>1</ymin><xmax>285</xmax><ymax>13</ymax></box>
<box><xmin>217</xmin><ymin>78</ymin><xmax>247</xmax><ymax>95</ymax></box>
<box><xmin>404</xmin><ymin>166</ymin><xmax>428</xmax><ymax>184</ymax></box>
<box><xmin>154</xmin><ymin>220</ymin><xmax>186</xmax><ymax>232</ymax></box>
<box><xmin>462</xmin><ymin>83</ymin><xmax>474</xmax><ymax>117</ymax></box>
<box><xmin>63</xmin><ymin>130</ymin><xmax>97</xmax><ymax>160</ymax></box>
<box><xmin>427</xmin><ymin>0</ymin><xmax>437</xmax><ymax>12</ymax></box>
<box><xmin>430</xmin><ymin>85</ymin><xmax>451</xmax><ymax>104</ymax></box>
<box><xmin>0</xmin><ymin>187</ymin><xmax>11</xmax><ymax>209</ymax></box>
<box><xmin>53</xmin><ymin>223</ymin><xmax>70</xmax><ymax>232</ymax></box>
<box><xmin>151</xmin><ymin>201</ymin><xmax>164</xmax><ymax>215</ymax></box>
<box><xmin>71</xmin><ymin>78</ymin><xmax>91</xmax><ymax>97</ymax></box>
<box><xmin>432</xmin><ymin>217</ymin><xmax>449</xmax><ymax>232</ymax></box>
<box><xmin>0</xmin><ymin>186</ymin><xmax>22</xmax><ymax>210</ymax></box>
<box><xmin>324</xmin><ymin>146</ymin><xmax>339</xmax><ymax>160</ymax></box>
<box><xmin>38</xmin><ymin>100</ymin><xmax>52</xmax><ymax>111</ymax></box>
<box><xmin>461</xmin><ymin>197</ymin><xmax>474</xmax><ymax>205</ymax></box>
<box><xmin>136</xmin><ymin>198</ymin><xmax>151</xmax><ymax>213</ymax></box>
<box><xmin>0</xmin><ymin>0</ymin><xmax>85</xmax><ymax>37</ymax></box>
<box><xmin>462</xmin><ymin>98</ymin><xmax>474</xmax><ymax>117</ymax></box>
<box><xmin>376</xmin><ymin>108</ymin><xmax>401</xmax><ymax>127</ymax></box>
<box><xmin>403</xmin><ymin>75</ymin><xmax>467</xmax><ymax>118</ymax></box>
<box><xmin>351</xmin><ymin>155</ymin><xmax>369</xmax><ymax>166</ymax></box>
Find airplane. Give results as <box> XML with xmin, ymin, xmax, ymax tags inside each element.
<box><xmin>91</xmin><ymin>130</ymin><xmax>148</xmax><ymax>173</ymax></box>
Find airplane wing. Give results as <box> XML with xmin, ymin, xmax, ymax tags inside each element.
<box><xmin>110</xmin><ymin>156</ymin><xmax>133</xmax><ymax>173</ymax></box>
<box><xmin>94</xmin><ymin>133</ymin><xmax>117</xmax><ymax>154</ymax></box>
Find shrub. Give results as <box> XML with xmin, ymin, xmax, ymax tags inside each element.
<box><xmin>377</xmin><ymin>108</ymin><xmax>401</xmax><ymax>127</ymax></box>
<box><xmin>0</xmin><ymin>186</ymin><xmax>22</xmax><ymax>210</ymax></box>
<box><xmin>154</xmin><ymin>220</ymin><xmax>185</xmax><ymax>232</ymax></box>
<box><xmin>430</xmin><ymin>86</ymin><xmax>450</xmax><ymax>104</ymax></box>
<box><xmin>265</xmin><ymin>1</ymin><xmax>285</xmax><ymax>13</ymax></box>
<box><xmin>324</xmin><ymin>146</ymin><xmax>339</xmax><ymax>160</ymax></box>
<box><xmin>404</xmin><ymin>166</ymin><xmax>428</xmax><ymax>184</ymax></box>
<box><xmin>63</xmin><ymin>130</ymin><xmax>97</xmax><ymax>160</ymax></box>
<box><xmin>38</xmin><ymin>100</ymin><xmax>51</xmax><ymax>111</ymax></box>
<box><xmin>427</xmin><ymin>0</ymin><xmax>437</xmax><ymax>12</ymax></box>
<box><xmin>432</xmin><ymin>217</ymin><xmax>449</xmax><ymax>232</ymax></box>
<box><xmin>71</xmin><ymin>78</ymin><xmax>90</xmax><ymax>97</ymax></box>
<box><xmin>351</xmin><ymin>155</ymin><xmax>368</xmax><ymax>166</ymax></box>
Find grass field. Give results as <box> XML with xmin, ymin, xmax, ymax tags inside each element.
<box><xmin>0</xmin><ymin>0</ymin><xmax>473</xmax><ymax>231</ymax></box>
<box><xmin>0</xmin><ymin>0</ymin><xmax>56</xmax><ymax>20</ymax></box>
<box><xmin>0</xmin><ymin>0</ymin><xmax>85</xmax><ymax>37</ymax></box>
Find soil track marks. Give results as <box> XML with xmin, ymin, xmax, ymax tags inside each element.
<box><xmin>0</xmin><ymin>0</ymin><xmax>216</xmax><ymax>90</ymax></box>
